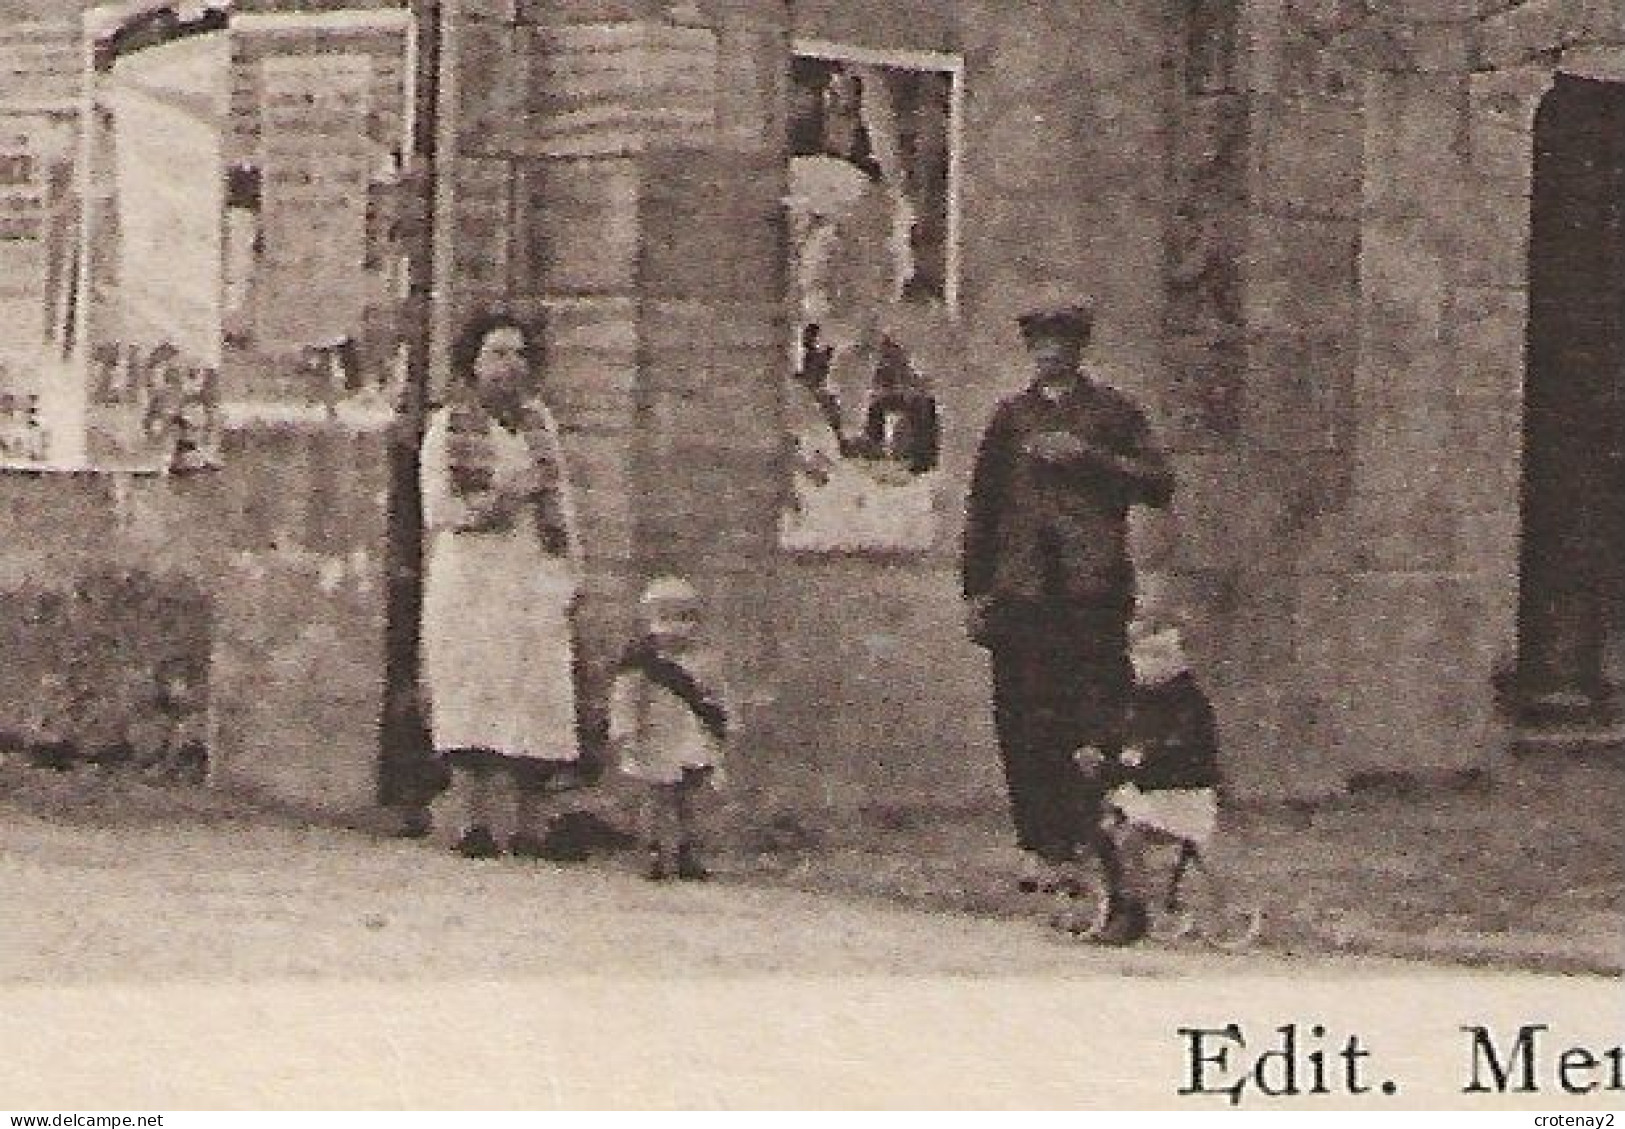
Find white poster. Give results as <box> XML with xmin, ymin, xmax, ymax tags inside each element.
<box><xmin>781</xmin><ymin>47</ymin><xmax>960</xmax><ymax>552</ymax></box>
<box><xmin>98</xmin><ymin>65</ymin><xmax>226</xmax><ymax>470</ymax></box>
<box><xmin>254</xmin><ymin>52</ymin><xmax>375</xmax><ymax>350</ymax></box>
<box><xmin>0</xmin><ymin>114</ymin><xmax>72</xmax><ymax>467</ymax></box>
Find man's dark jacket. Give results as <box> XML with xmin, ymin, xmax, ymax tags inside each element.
<box><xmin>963</xmin><ymin>375</ymin><xmax>1174</xmax><ymax>612</ymax></box>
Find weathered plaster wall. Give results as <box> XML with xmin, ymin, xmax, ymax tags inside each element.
<box><xmin>0</xmin><ymin>425</ymin><xmax>392</xmax><ymax>815</ymax></box>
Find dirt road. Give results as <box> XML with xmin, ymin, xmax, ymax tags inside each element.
<box><xmin>5</xmin><ymin>806</ymin><xmax>1616</xmax><ymax>1109</ymax></box>
<box><xmin>3</xmin><ymin>807</ymin><xmax>1415</xmax><ymax>982</ymax></box>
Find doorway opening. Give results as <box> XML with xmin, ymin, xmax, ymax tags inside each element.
<box><xmin>1517</xmin><ymin>72</ymin><xmax>1625</xmax><ymax>736</ymax></box>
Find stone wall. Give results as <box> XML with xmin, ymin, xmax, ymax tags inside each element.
<box><xmin>2</xmin><ymin>3</ymin><xmax>407</xmax><ymax>817</ymax></box>
<box><xmin>433</xmin><ymin>0</ymin><xmax>788</xmax><ymax>778</ymax></box>
<box><xmin>0</xmin><ymin>423</ymin><xmax>392</xmax><ymax>815</ymax></box>
<box><xmin>8</xmin><ymin>0</ymin><xmax>1598</xmax><ymax>822</ymax></box>
<box><xmin>1182</xmin><ymin>0</ymin><xmax>1624</xmax><ymax>791</ymax></box>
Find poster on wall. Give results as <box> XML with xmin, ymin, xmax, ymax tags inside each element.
<box><xmin>0</xmin><ymin>114</ymin><xmax>73</xmax><ymax>467</ymax></box>
<box><xmin>253</xmin><ymin>53</ymin><xmax>376</xmax><ymax>358</ymax></box>
<box><xmin>91</xmin><ymin>36</ymin><xmax>228</xmax><ymax>471</ymax></box>
<box><xmin>780</xmin><ymin>45</ymin><xmax>961</xmax><ymax>552</ymax></box>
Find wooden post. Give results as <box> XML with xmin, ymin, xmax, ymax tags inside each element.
<box><xmin>377</xmin><ymin>0</ymin><xmax>444</xmax><ymax>816</ymax></box>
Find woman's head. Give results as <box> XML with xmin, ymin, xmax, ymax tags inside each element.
<box><xmin>451</xmin><ymin>313</ymin><xmax>539</xmax><ymax>412</ymax></box>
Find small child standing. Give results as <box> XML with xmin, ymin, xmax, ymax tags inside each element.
<box><xmin>609</xmin><ymin>577</ymin><xmax>730</xmax><ymax>881</ymax></box>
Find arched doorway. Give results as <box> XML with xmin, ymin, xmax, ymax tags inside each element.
<box><xmin>1517</xmin><ymin>73</ymin><xmax>1625</xmax><ymax>732</ymax></box>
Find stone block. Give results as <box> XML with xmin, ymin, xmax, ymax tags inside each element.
<box><xmin>515</xmin><ymin>157</ymin><xmax>640</xmax><ymax>294</ymax></box>
<box><xmin>790</xmin><ymin>0</ymin><xmax>956</xmax><ymax>53</ymax></box>
<box><xmin>532</xmin><ymin>296</ymin><xmax>639</xmax><ymax>357</ymax></box>
<box><xmin>1258</xmin><ymin>449</ymin><xmax>1357</xmax><ymax>564</ymax></box>
<box><xmin>560</xmin><ymin>430</ymin><xmax>637</xmax><ymax>561</ymax></box>
<box><xmin>447</xmin><ymin>17</ymin><xmax>525</xmax><ymax>154</ymax></box>
<box><xmin>1452</xmin><ymin>185</ymin><xmax>1534</xmax><ymax>289</ymax></box>
<box><xmin>639</xmin><ymin>152</ymin><xmax>782</xmax><ymax>301</ymax></box>
<box><xmin>644</xmin><ymin>299</ymin><xmax>780</xmax><ymax>359</ymax></box>
<box><xmin>446</xmin><ymin>158</ymin><xmax>514</xmax><ymax>293</ymax></box>
<box><xmin>515</xmin><ymin>0</ymin><xmax>666</xmax><ymax>23</ymax></box>
<box><xmin>711</xmin><ymin>23</ymin><xmax>784</xmax><ymax>155</ymax></box>
<box><xmin>1392</xmin><ymin>20</ymin><xmax>1475</xmax><ymax>72</ymax></box>
<box><xmin>1392</xmin><ymin>0</ymin><xmax>1481</xmax><ymax>21</ymax></box>
<box><xmin>1242</xmin><ymin>214</ymin><xmax>1359</xmax><ymax>337</ymax></box>
<box><xmin>1362</xmin><ymin>73</ymin><xmax>1468</xmax><ymax>218</ymax></box>
<box><xmin>1467</xmin><ymin>64</ymin><xmax>1549</xmax><ymax>174</ymax></box>
<box><xmin>1351</xmin><ymin>483</ymin><xmax>1464</xmax><ymax>572</ymax></box>
<box><xmin>1466</xmin><ymin>101</ymin><xmax>1539</xmax><ymax>188</ymax></box>
<box><xmin>1336</xmin><ymin>572</ymin><xmax>1507</xmax><ymax>776</ymax></box>
<box><xmin>1160</xmin><ymin>331</ymin><xmax>1246</xmax><ymax>449</ymax></box>
<box><xmin>1445</xmin><ymin>396</ymin><xmax>1523</xmax><ymax>517</ymax></box>
<box><xmin>1254</xmin><ymin>96</ymin><xmax>1363</xmax><ymax>218</ymax></box>
<box><xmin>542</xmin><ymin>346</ymin><xmax>638</xmax><ymax>435</ymax></box>
<box><xmin>1357</xmin><ymin>215</ymin><xmax>1451</xmax><ymax>396</ymax></box>
<box><xmin>499</xmin><ymin>22</ymin><xmax>720</xmax><ymax>157</ymax></box>
<box><xmin>1170</xmin><ymin>94</ymin><xmax>1251</xmax><ymax>204</ymax></box>
<box><xmin>1164</xmin><ymin>450</ymin><xmax>1279</xmax><ymax>571</ymax></box>
<box><xmin>1450</xmin><ymin>286</ymin><xmax>1528</xmax><ymax>401</ymax></box>
<box><xmin>1241</xmin><ymin>330</ymin><xmax>1356</xmax><ymax>452</ymax></box>
<box><xmin>759</xmin><ymin>559</ymin><xmax>999</xmax><ymax>807</ymax></box>
<box><xmin>1475</xmin><ymin>0</ymin><xmax>1601</xmax><ymax>68</ymax></box>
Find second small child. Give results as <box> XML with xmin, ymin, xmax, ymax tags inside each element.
<box><xmin>609</xmin><ymin>577</ymin><xmax>730</xmax><ymax>881</ymax></box>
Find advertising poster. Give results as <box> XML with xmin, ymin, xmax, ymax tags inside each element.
<box><xmin>781</xmin><ymin>47</ymin><xmax>960</xmax><ymax>552</ymax></box>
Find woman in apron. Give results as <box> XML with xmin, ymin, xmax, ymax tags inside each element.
<box><xmin>420</xmin><ymin>313</ymin><xmax>585</xmax><ymax>860</ymax></box>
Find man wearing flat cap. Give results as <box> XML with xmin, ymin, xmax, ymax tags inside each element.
<box><xmin>962</xmin><ymin>301</ymin><xmax>1174</xmax><ymax>942</ymax></box>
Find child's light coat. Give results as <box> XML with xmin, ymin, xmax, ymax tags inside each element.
<box><xmin>609</xmin><ymin>649</ymin><xmax>727</xmax><ymax>785</ymax></box>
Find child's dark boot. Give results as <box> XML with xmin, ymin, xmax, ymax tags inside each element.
<box><xmin>455</xmin><ymin>825</ymin><xmax>501</xmax><ymax>860</ymax></box>
<box><xmin>644</xmin><ymin>844</ymin><xmax>675</xmax><ymax>881</ymax></box>
<box><xmin>676</xmin><ymin>842</ymin><xmax>710</xmax><ymax>881</ymax></box>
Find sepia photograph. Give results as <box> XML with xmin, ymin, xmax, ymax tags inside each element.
<box><xmin>0</xmin><ymin>0</ymin><xmax>1619</xmax><ymax>1113</ymax></box>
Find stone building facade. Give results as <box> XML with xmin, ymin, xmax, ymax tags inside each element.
<box><xmin>427</xmin><ymin>0</ymin><xmax>1620</xmax><ymax>812</ymax></box>
<box><xmin>1</xmin><ymin>0</ymin><xmax>1618</xmax><ymax>819</ymax></box>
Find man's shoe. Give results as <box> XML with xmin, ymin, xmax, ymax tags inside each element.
<box><xmin>507</xmin><ymin>832</ymin><xmax>548</xmax><ymax>860</ymax></box>
<box><xmin>454</xmin><ymin>825</ymin><xmax>501</xmax><ymax>860</ymax></box>
<box><xmin>395</xmin><ymin>807</ymin><xmax>433</xmax><ymax>840</ymax></box>
<box><xmin>644</xmin><ymin>851</ymin><xmax>673</xmax><ymax>881</ymax></box>
<box><xmin>537</xmin><ymin>829</ymin><xmax>590</xmax><ymax>863</ymax></box>
<box><xmin>675</xmin><ymin>844</ymin><xmax>710</xmax><ymax>881</ymax></box>
<box><xmin>1092</xmin><ymin>896</ymin><xmax>1149</xmax><ymax>946</ymax></box>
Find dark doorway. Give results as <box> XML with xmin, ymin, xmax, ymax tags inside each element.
<box><xmin>1517</xmin><ymin>73</ymin><xmax>1625</xmax><ymax>728</ymax></box>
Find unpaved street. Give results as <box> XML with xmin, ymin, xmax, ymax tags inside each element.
<box><xmin>4</xmin><ymin>807</ymin><xmax>1413</xmax><ymax>982</ymax></box>
<box><xmin>4</xmin><ymin>807</ymin><xmax>1616</xmax><ymax>1109</ymax></box>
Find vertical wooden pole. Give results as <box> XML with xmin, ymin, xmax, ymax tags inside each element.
<box><xmin>377</xmin><ymin>0</ymin><xmax>443</xmax><ymax>815</ymax></box>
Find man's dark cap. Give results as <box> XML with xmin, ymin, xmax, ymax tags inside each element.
<box><xmin>1017</xmin><ymin>303</ymin><xmax>1094</xmax><ymax>344</ymax></box>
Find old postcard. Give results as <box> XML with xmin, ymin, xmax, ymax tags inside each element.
<box><xmin>0</xmin><ymin>0</ymin><xmax>1619</xmax><ymax>1112</ymax></box>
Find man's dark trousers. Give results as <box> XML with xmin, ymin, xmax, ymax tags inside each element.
<box><xmin>988</xmin><ymin>597</ymin><xmax>1131</xmax><ymax>863</ymax></box>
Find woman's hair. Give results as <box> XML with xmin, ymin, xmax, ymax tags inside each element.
<box><xmin>449</xmin><ymin>311</ymin><xmax>540</xmax><ymax>386</ymax></box>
